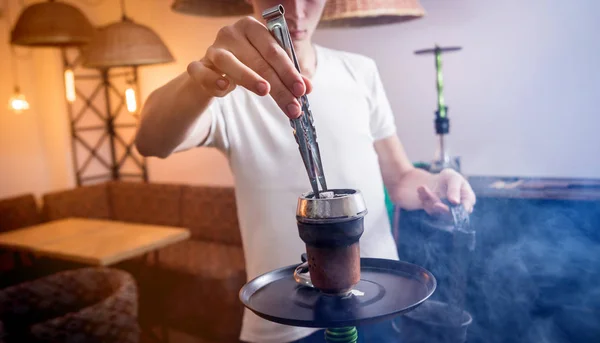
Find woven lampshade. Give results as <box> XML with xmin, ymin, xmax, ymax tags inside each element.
<box><xmin>82</xmin><ymin>17</ymin><xmax>174</xmax><ymax>69</ymax></box>
<box><xmin>320</xmin><ymin>0</ymin><xmax>425</xmax><ymax>27</ymax></box>
<box><xmin>171</xmin><ymin>0</ymin><xmax>253</xmax><ymax>17</ymax></box>
<box><xmin>10</xmin><ymin>0</ymin><xmax>95</xmax><ymax>47</ymax></box>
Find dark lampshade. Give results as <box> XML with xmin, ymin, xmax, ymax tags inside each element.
<box><xmin>319</xmin><ymin>0</ymin><xmax>425</xmax><ymax>28</ymax></box>
<box><xmin>168</xmin><ymin>0</ymin><xmax>425</xmax><ymax>27</ymax></box>
<box><xmin>10</xmin><ymin>0</ymin><xmax>95</xmax><ymax>47</ymax></box>
<box><xmin>171</xmin><ymin>0</ymin><xmax>253</xmax><ymax>17</ymax></box>
<box><xmin>82</xmin><ymin>17</ymin><xmax>175</xmax><ymax>69</ymax></box>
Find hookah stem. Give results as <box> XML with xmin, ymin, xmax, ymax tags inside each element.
<box><xmin>435</xmin><ymin>46</ymin><xmax>446</xmax><ymax>118</ymax></box>
<box><xmin>439</xmin><ymin>134</ymin><xmax>446</xmax><ymax>162</ymax></box>
<box><xmin>324</xmin><ymin>326</ymin><xmax>358</xmax><ymax>343</ymax></box>
<box><xmin>433</xmin><ymin>46</ymin><xmax>450</xmax><ymax>168</ymax></box>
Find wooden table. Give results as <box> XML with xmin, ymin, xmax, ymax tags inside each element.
<box><xmin>0</xmin><ymin>217</ymin><xmax>190</xmax><ymax>266</ymax></box>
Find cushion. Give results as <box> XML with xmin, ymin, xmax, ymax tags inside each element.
<box><xmin>108</xmin><ymin>181</ymin><xmax>182</xmax><ymax>227</ymax></box>
<box><xmin>153</xmin><ymin>240</ymin><xmax>246</xmax><ymax>342</ymax></box>
<box><xmin>180</xmin><ymin>186</ymin><xmax>242</xmax><ymax>245</ymax></box>
<box><xmin>157</xmin><ymin>240</ymin><xmax>245</xmax><ymax>282</ymax></box>
<box><xmin>0</xmin><ymin>194</ymin><xmax>41</xmax><ymax>233</ymax></box>
<box><xmin>42</xmin><ymin>184</ymin><xmax>110</xmax><ymax>221</ymax></box>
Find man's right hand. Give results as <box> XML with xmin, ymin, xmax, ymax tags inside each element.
<box><xmin>186</xmin><ymin>16</ymin><xmax>312</xmax><ymax>119</ymax></box>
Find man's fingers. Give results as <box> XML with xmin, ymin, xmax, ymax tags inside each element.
<box><xmin>432</xmin><ymin>203</ymin><xmax>450</xmax><ymax>215</ymax></box>
<box><xmin>439</xmin><ymin>169</ymin><xmax>476</xmax><ymax>212</ymax></box>
<box><xmin>211</xmin><ymin>41</ymin><xmax>302</xmax><ymax>118</ymax></box>
<box><xmin>302</xmin><ymin>75</ymin><xmax>313</xmax><ymax>94</ymax></box>
<box><xmin>205</xmin><ymin>47</ymin><xmax>270</xmax><ymax>97</ymax></box>
<box><xmin>446</xmin><ymin>175</ymin><xmax>462</xmax><ymax>205</ymax></box>
<box><xmin>418</xmin><ymin>186</ymin><xmax>448</xmax><ymax>215</ymax></box>
<box><xmin>201</xmin><ymin>17</ymin><xmax>311</xmax><ymax>118</ymax></box>
<box><xmin>228</xmin><ymin>22</ymin><xmax>301</xmax><ymax>118</ymax></box>
<box><xmin>187</xmin><ymin>60</ymin><xmax>235</xmax><ymax>97</ymax></box>
<box><xmin>244</xmin><ymin>20</ymin><xmax>306</xmax><ymax>99</ymax></box>
<box><xmin>418</xmin><ymin>185</ymin><xmax>439</xmax><ymax>203</ymax></box>
<box><xmin>461</xmin><ymin>182</ymin><xmax>476</xmax><ymax>213</ymax></box>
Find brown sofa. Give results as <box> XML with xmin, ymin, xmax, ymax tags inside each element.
<box><xmin>4</xmin><ymin>181</ymin><xmax>246</xmax><ymax>342</ymax></box>
<box><xmin>0</xmin><ymin>194</ymin><xmax>41</xmax><ymax>274</ymax></box>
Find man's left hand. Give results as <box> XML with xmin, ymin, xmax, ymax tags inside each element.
<box><xmin>417</xmin><ymin>169</ymin><xmax>476</xmax><ymax>216</ymax></box>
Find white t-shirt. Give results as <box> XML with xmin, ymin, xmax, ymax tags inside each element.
<box><xmin>176</xmin><ymin>44</ymin><xmax>400</xmax><ymax>342</ymax></box>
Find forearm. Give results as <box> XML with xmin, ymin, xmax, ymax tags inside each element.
<box><xmin>375</xmin><ymin>136</ymin><xmax>437</xmax><ymax>210</ymax></box>
<box><xmin>375</xmin><ymin>133</ymin><xmax>474</xmax><ymax>214</ymax></box>
<box><xmin>135</xmin><ymin>72</ymin><xmax>213</xmax><ymax>158</ymax></box>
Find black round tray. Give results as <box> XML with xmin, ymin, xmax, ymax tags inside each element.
<box><xmin>239</xmin><ymin>258</ymin><xmax>436</xmax><ymax>328</ymax></box>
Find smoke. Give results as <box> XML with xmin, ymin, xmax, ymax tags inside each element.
<box><xmin>395</xmin><ymin>196</ymin><xmax>600</xmax><ymax>343</ymax></box>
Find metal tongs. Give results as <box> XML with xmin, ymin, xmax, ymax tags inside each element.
<box><xmin>262</xmin><ymin>5</ymin><xmax>327</xmax><ymax>198</ymax></box>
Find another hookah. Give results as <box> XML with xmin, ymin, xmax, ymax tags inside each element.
<box><xmin>415</xmin><ymin>45</ymin><xmax>462</xmax><ymax>173</ymax></box>
<box><xmin>238</xmin><ymin>5</ymin><xmax>438</xmax><ymax>343</ymax></box>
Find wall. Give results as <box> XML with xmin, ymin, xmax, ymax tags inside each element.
<box><xmin>314</xmin><ymin>0</ymin><xmax>600</xmax><ymax>178</ymax></box>
<box><xmin>0</xmin><ymin>0</ymin><xmax>68</xmax><ymax>200</ymax></box>
<box><xmin>1</xmin><ymin>0</ymin><xmax>599</xmax><ymax>200</ymax></box>
<box><xmin>0</xmin><ymin>43</ymin><xmax>51</xmax><ymax>200</ymax></box>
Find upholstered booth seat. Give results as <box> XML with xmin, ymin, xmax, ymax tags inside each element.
<box><xmin>0</xmin><ymin>194</ymin><xmax>41</xmax><ymax>232</ymax></box>
<box><xmin>152</xmin><ymin>240</ymin><xmax>246</xmax><ymax>341</ymax></box>
<box><xmin>0</xmin><ymin>194</ymin><xmax>42</xmax><ymax>282</ymax></box>
<box><xmin>8</xmin><ymin>181</ymin><xmax>247</xmax><ymax>342</ymax></box>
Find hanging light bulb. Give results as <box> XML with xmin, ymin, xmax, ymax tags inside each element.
<box><xmin>125</xmin><ymin>67</ymin><xmax>140</xmax><ymax>115</ymax></box>
<box><xmin>64</xmin><ymin>68</ymin><xmax>76</xmax><ymax>103</ymax></box>
<box><xmin>8</xmin><ymin>86</ymin><xmax>30</xmax><ymax>114</ymax></box>
<box><xmin>125</xmin><ymin>85</ymin><xmax>137</xmax><ymax>113</ymax></box>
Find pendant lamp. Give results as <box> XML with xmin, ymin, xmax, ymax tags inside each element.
<box><xmin>10</xmin><ymin>0</ymin><xmax>95</xmax><ymax>47</ymax></box>
<box><xmin>319</xmin><ymin>0</ymin><xmax>426</xmax><ymax>27</ymax></box>
<box><xmin>171</xmin><ymin>0</ymin><xmax>253</xmax><ymax>17</ymax></box>
<box><xmin>8</xmin><ymin>86</ymin><xmax>30</xmax><ymax>114</ymax></box>
<box><xmin>81</xmin><ymin>16</ymin><xmax>175</xmax><ymax>69</ymax></box>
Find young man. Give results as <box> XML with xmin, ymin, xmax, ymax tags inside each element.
<box><xmin>135</xmin><ymin>0</ymin><xmax>476</xmax><ymax>342</ymax></box>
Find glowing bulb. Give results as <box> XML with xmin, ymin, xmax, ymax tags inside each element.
<box><xmin>125</xmin><ymin>87</ymin><xmax>137</xmax><ymax>113</ymax></box>
<box><xmin>8</xmin><ymin>89</ymin><xmax>30</xmax><ymax>114</ymax></box>
<box><xmin>64</xmin><ymin>69</ymin><xmax>76</xmax><ymax>103</ymax></box>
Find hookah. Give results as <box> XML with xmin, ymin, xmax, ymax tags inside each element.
<box><xmin>395</xmin><ymin>202</ymin><xmax>475</xmax><ymax>343</ymax></box>
<box><xmin>402</xmin><ymin>46</ymin><xmax>475</xmax><ymax>343</ymax></box>
<box><xmin>239</xmin><ymin>188</ymin><xmax>437</xmax><ymax>343</ymax></box>
<box><xmin>238</xmin><ymin>5</ymin><xmax>437</xmax><ymax>343</ymax></box>
<box><xmin>414</xmin><ymin>45</ymin><xmax>462</xmax><ymax>173</ymax></box>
